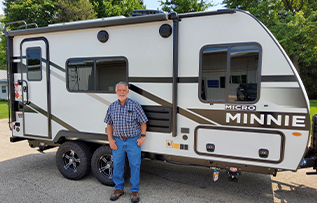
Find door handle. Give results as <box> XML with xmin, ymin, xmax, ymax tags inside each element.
<box><xmin>18</xmin><ymin>80</ymin><xmax>30</xmax><ymax>105</ymax></box>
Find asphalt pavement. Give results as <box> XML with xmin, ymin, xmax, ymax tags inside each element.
<box><xmin>0</xmin><ymin>118</ymin><xmax>317</xmax><ymax>203</ymax></box>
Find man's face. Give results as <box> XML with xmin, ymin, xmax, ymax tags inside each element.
<box><xmin>115</xmin><ymin>84</ymin><xmax>129</xmax><ymax>102</ymax></box>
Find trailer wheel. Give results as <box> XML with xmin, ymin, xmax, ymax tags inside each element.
<box><xmin>56</xmin><ymin>141</ymin><xmax>92</xmax><ymax>180</ymax></box>
<box><xmin>91</xmin><ymin>145</ymin><xmax>115</xmax><ymax>186</ymax></box>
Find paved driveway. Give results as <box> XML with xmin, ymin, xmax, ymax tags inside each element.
<box><xmin>0</xmin><ymin>118</ymin><xmax>317</xmax><ymax>202</ymax></box>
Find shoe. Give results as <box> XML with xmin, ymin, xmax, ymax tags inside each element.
<box><xmin>110</xmin><ymin>189</ymin><xmax>124</xmax><ymax>201</ymax></box>
<box><xmin>131</xmin><ymin>192</ymin><xmax>140</xmax><ymax>203</ymax></box>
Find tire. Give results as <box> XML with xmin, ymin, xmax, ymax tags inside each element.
<box><xmin>91</xmin><ymin>145</ymin><xmax>115</xmax><ymax>186</ymax></box>
<box><xmin>56</xmin><ymin>141</ymin><xmax>92</xmax><ymax>180</ymax></box>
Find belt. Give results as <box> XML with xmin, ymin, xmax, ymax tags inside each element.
<box><xmin>116</xmin><ymin>136</ymin><xmax>131</xmax><ymax>140</ymax></box>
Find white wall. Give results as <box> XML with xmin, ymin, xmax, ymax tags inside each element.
<box><xmin>0</xmin><ymin>82</ymin><xmax>8</xmax><ymax>100</ymax></box>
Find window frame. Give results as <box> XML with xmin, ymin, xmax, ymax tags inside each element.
<box><xmin>1</xmin><ymin>85</ymin><xmax>6</xmax><ymax>93</ymax></box>
<box><xmin>26</xmin><ymin>47</ymin><xmax>42</xmax><ymax>81</ymax></box>
<box><xmin>199</xmin><ymin>42</ymin><xmax>262</xmax><ymax>104</ymax></box>
<box><xmin>66</xmin><ymin>56</ymin><xmax>128</xmax><ymax>93</ymax></box>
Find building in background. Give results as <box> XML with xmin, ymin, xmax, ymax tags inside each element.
<box><xmin>0</xmin><ymin>70</ymin><xmax>8</xmax><ymax>100</ymax></box>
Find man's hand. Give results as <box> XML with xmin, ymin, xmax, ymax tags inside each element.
<box><xmin>106</xmin><ymin>125</ymin><xmax>117</xmax><ymax>150</ymax></box>
<box><xmin>136</xmin><ymin>136</ymin><xmax>145</xmax><ymax>146</ymax></box>
<box><xmin>109</xmin><ymin>139</ymin><xmax>118</xmax><ymax>150</ymax></box>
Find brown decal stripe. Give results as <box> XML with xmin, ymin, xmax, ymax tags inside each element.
<box><xmin>129</xmin><ymin>77</ymin><xmax>173</xmax><ymax>83</ymax></box>
<box><xmin>51</xmin><ymin>115</ymin><xmax>78</xmax><ymax>132</ymax></box>
<box><xmin>28</xmin><ymin>103</ymin><xmax>49</xmax><ymax>117</ymax></box>
<box><xmin>129</xmin><ymin>84</ymin><xmax>172</xmax><ymax>107</ymax></box>
<box><xmin>178</xmin><ymin>107</ymin><xmax>213</xmax><ymax>125</ymax></box>
<box><xmin>261</xmin><ymin>75</ymin><xmax>297</xmax><ymax>82</ymax></box>
<box><xmin>43</xmin><ymin>58</ymin><xmax>66</xmax><ymax>73</ymax></box>
<box><xmin>178</xmin><ymin>77</ymin><xmax>198</xmax><ymax>83</ymax></box>
<box><xmin>129</xmin><ymin>84</ymin><xmax>214</xmax><ymax>125</ymax></box>
<box><xmin>129</xmin><ymin>77</ymin><xmax>198</xmax><ymax>83</ymax></box>
<box><xmin>23</xmin><ymin>105</ymin><xmax>37</xmax><ymax>113</ymax></box>
<box><xmin>28</xmin><ymin>102</ymin><xmax>78</xmax><ymax>131</ymax></box>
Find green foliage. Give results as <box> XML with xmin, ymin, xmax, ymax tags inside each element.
<box><xmin>119</xmin><ymin>0</ymin><xmax>145</xmax><ymax>17</ymax></box>
<box><xmin>301</xmin><ymin>62</ymin><xmax>317</xmax><ymax>99</ymax></box>
<box><xmin>0</xmin><ymin>0</ymin><xmax>146</xmax><ymax>71</ymax></box>
<box><xmin>3</xmin><ymin>0</ymin><xmax>56</xmax><ymax>28</ymax></box>
<box><xmin>224</xmin><ymin>0</ymin><xmax>317</xmax><ymax>98</ymax></box>
<box><xmin>90</xmin><ymin>0</ymin><xmax>145</xmax><ymax>18</ymax></box>
<box><xmin>54</xmin><ymin>0</ymin><xmax>97</xmax><ymax>23</ymax></box>
<box><xmin>160</xmin><ymin>0</ymin><xmax>212</xmax><ymax>13</ymax></box>
<box><xmin>90</xmin><ymin>0</ymin><xmax>106</xmax><ymax>18</ymax></box>
<box><xmin>310</xmin><ymin>100</ymin><xmax>317</xmax><ymax>125</ymax></box>
<box><xmin>0</xmin><ymin>15</ymin><xmax>6</xmax><ymax>70</ymax></box>
<box><xmin>223</xmin><ymin>0</ymin><xmax>317</xmax><ymax>66</ymax></box>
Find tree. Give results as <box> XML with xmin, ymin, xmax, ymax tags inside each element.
<box><xmin>2</xmin><ymin>0</ymin><xmax>56</xmax><ymax>28</ymax></box>
<box><xmin>0</xmin><ymin>0</ymin><xmax>146</xmax><ymax>70</ymax></box>
<box><xmin>0</xmin><ymin>15</ymin><xmax>6</xmax><ymax>70</ymax></box>
<box><xmin>54</xmin><ymin>0</ymin><xmax>97</xmax><ymax>23</ymax></box>
<box><xmin>120</xmin><ymin>0</ymin><xmax>145</xmax><ymax>16</ymax></box>
<box><xmin>223</xmin><ymin>0</ymin><xmax>317</xmax><ymax>68</ymax></box>
<box><xmin>224</xmin><ymin>0</ymin><xmax>317</xmax><ymax>98</ymax></box>
<box><xmin>89</xmin><ymin>0</ymin><xmax>107</xmax><ymax>18</ymax></box>
<box><xmin>160</xmin><ymin>0</ymin><xmax>212</xmax><ymax>13</ymax></box>
<box><xmin>89</xmin><ymin>0</ymin><xmax>145</xmax><ymax>18</ymax></box>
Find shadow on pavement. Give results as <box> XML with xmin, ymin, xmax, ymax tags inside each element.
<box><xmin>2</xmin><ymin>151</ymin><xmax>316</xmax><ymax>202</ymax></box>
<box><xmin>272</xmin><ymin>179</ymin><xmax>317</xmax><ymax>203</ymax></box>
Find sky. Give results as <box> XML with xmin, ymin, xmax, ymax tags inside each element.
<box><xmin>0</xmin><ymin>0</ymin><xmax>226</xmax><ymax>16</ymax></box>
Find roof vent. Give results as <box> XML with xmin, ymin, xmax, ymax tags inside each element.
<box><xmin>132</xmin><ymin>10</ymin><xmax>166</xmax><ymax>17</ymax></box>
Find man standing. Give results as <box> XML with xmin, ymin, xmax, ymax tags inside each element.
<box><xmin>104</xmin><ymin>81</ymin><xmax>148</xmax><ymax>203</ymax></box>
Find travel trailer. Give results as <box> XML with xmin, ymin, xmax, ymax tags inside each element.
<box><xmin>5</xmin><ymin>9</ymin><xmax>317</xmax><ymax>184</ymax></box>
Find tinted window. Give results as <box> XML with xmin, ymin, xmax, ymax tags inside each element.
<box><xmin>200</xmin><ymin>44</ymin><xmax>260</xmax><ymax>103</ymax></box>
<box><xmin>67</xmin><ymin>57</ymin><xmax>127</xmax><ymax>92</ymax></box>
<box><xmin>229</xmin><ymin>45</ymin><xmax>259</xmax><ymax>102</ymax></box>
<box><xmin>68</xmin><ymin>60</ymin><xmax>94</xmax><ymax>91</ymax></box>
<box><xmin>26</xmin><ymin>47</ymin><xmax>42</xmax><ymax>81</ymax></box>
<box><xmin>96</xmin><ymin>58</ymin><xmax>127</xmax><ymax>92</ymax></box>
<box><xmin>201</xmin><ymin>47</ymin><xmax>227</xmax><ymax>101</ymax></box>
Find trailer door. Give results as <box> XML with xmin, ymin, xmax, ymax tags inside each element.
<box><xmin>20</xmin><ymin>38</ymin><xmax>51</xmax><ymax>138</ymax></box>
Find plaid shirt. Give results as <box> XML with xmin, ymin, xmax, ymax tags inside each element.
<box><xmin>104</xmin><ymin>98</ymin><xmax>148</xmax><ymax>138</ymax></box>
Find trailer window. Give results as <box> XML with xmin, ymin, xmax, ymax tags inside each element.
<box><xmin>68</xmin><ymin>60</ymin><xmax>94</xmax><ymax>91</ymax></box>
<box><xmin>200</xmin><ymin>44</ymin><xmax>260</xmax><ymax>103</ymax></box>
<box><xmin>26</xmin><ymin>47</ymin><xmax>42</xmax><ymax>81</ymax></box>
<box><xmin>201</xmin><ymin>47</ymin><xmax>227</xmax><ymax>101</ymax></box>
<box><xmin>1</xmin><ymin>86</ymin><xmax>6</xmax><ymax>93</ymax></box>
<box><xmin>67</xmin><ymin>57</ymin><xmax>127</xmax><ymax>92</ymax></box>
<box><xmin>96</xmin><ymin>58</ymin><xmax>127</xmax><ymax>92</ymax></box>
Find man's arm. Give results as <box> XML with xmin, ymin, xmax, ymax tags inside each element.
<box><xmin>106</xmin><ymin>124</ymin><xmax>118</xmax><ymax>150</ymax></box>
<box><xmin>137</xmin><ymin>122</ymin><xmax>147</xmax><ymax>146</ymax></box>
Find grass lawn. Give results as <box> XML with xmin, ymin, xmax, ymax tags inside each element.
<box><xmin>310</xmin><ymin>100</ymin><xmax>317</xmax><ymax>121</ymax></box>
<box><xmin>0</xmin><ymin>100</ymin><xmax>9</xmax><ymax>119</ymax></box>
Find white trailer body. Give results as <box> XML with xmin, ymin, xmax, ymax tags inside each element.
<box><xmin>5</xmin><ymin>9</ymin><xmax>314</xmax><ymax>182</ymax></box>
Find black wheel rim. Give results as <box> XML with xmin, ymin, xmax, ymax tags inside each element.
<box><xmin>98</xmin><ymin>154</ymin><xmax>113</xmax><ymax>179</ymax></box>
<box><xmin>62</xmin><ymin>149</ymin><xmax>80</xmax><ymax>172</ymax></box>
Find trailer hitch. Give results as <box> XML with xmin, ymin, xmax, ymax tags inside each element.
<box><xmin>226</xmin><ymin>167</ymin><xmax>241</xmax><ymax>182</ymax></box>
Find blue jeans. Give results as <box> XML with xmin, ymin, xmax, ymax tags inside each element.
<box><xmin>112</xmin><ymin>136</ymin><xmax>141</xmax><ymax>192</ymax></box>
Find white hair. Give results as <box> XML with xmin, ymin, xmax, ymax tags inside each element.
<box><xmin>115</xmin><ymin>81</ymin><xmax>128</xmax><ymax>89</ymax></box>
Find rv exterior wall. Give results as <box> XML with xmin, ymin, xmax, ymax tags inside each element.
<box><xmin>8</xmin><ymin>10</ymin><xmax>310</xmax><ymax>174</ymax></box>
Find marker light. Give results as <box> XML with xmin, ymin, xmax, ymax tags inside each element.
<box><xmin>292</xmin><ymin>132</ymin><xmax>302</xmax><ymax>136</ymax></box>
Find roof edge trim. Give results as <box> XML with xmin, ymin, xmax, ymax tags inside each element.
<box><xmin>179</xmin><ymin>9</ymin><xmax>235</xmax><ymax>19</ymax></box>
<box><xmin>5</xmin><ymin>13</ymin><xmax>169</xmax><ymax>37</ymax></box>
